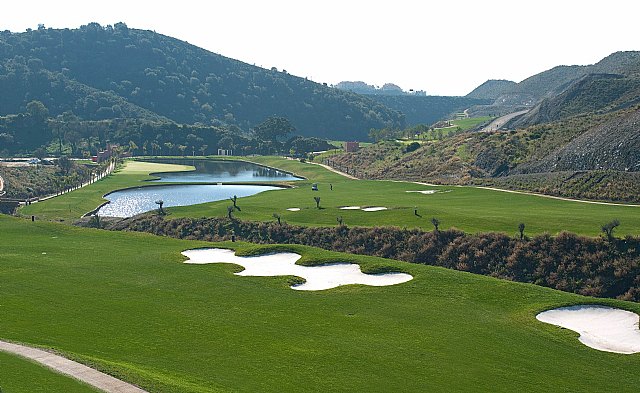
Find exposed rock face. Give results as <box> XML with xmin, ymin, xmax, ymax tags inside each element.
<box><xmin>519</xmin><ymin>108</ymin><xmax>640</xmax><ymax>172</ymax></box>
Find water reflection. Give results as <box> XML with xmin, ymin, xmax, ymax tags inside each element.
<box><xmin>98</xmin><ymin>184</ymin><xmax>279</xmax><ymax>217</ymax></box>
<box><xmin>146</xmin><ymin>159</ymin><xmax>302</xmax><ymax>182</ymax></box>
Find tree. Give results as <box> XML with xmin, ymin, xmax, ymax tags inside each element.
<box><xmin>518</xmin><ymin>223</ymin><xmax>525</xmax><ymax>240</ymax></box>
<box><xmin>26</xmin><ymin>100</ymin><xmax>49</xmax><ymax>122</ymax></box>
<box><xmin>155</xmin><ymin>200</ymin><xmax>164</xmax><ymax>215</ymax></box>
<box><xmin>252</xmin><ymin>116</ymin><xmax>295</xmax><ymax>143</ymax></box>
<box><xmin>34</xmin><ymin>147</ymin><xmax>46</xmax><ymax>161</ymax></box>
<box><xmin>273</xmin><ymin>213</ymin><xmax>281</xmax><ymax>225</ymax></box>
<box><xmin>57</xmin><ymin>155</ymin><xmax>73</xmax><ymax>175</ymax></box>
<box><xmin>227</xmin><ymin>205</ymin><xmax>234</xmax><ymax>219</ymax></box>
<box><xmin>431</xmin><ymin>217</ymin><xmax>440</xmax><ymax>232</ymax></box>
<box><xmin>229</xmin><ymin>195</ymin><xmax>240</xmax><ymax>211</ymax></box>
<box><xmin>601</xmin><ymin>219</ymin><xmax>620</xmax><ymax>240</ymax></box>
<box><xmin>314</xmin><ymin>196</ymin><xmax>321</xmax><ymax>209</ymax></box>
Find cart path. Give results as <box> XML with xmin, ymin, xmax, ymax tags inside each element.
<box><xmin>472</xmin><ymin>186</ymin><xmax>640</xmax><ymax>207</ymax></box>
<box><xmin>0</xmin><ymin>340</ymin><xmax>148</xmax><ymax>393</ymax></box>
<box><xmin>309</xmin><ymin>161</ymin><xmax>359</xmax><ymax>179</ymax></box>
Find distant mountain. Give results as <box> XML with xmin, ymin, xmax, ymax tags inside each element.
<box><xmin>0</xmin><ymin>23</ymin><xmax>404</xmax><ymax>140</ymax></box>
<box><xmin>509</xmin><ymin>73</ymin><xmax>640</xmax><ymax>128</ymax></box>
<box><xmin>367</xmin><ymin>95</ymin><xmax>490</xmax><ymax>126</ymax></box>
<box><xmin>335</xmin><ymin>81</ymin><xmax>426</xmax><ymax>96</ymax></box>
<box><xmin>467</xmin><ymin>51</ymin><xmax>640</xmax><ymax>116</ymax></box>
<box><xmin>465</xmin><ymin>79</ymin><xmax>516</xmax><ymax>100</ymax></box>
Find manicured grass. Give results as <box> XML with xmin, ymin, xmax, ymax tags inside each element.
<box><xmin>24</xmin><ymin>157</ymin><xmax>640</xmax><ymax>236</ymax></box>
<box><xmin>1</xmin><ymin>214</ymin><xmax>639</xmax><ymax>392</ymax></box>
<box><xmin>168</xmin><ymin>158</ymin><xmax>640</xmax><ymax>237</ymax></box>
<box><xmin>451</xmin><ymin>116</ymin><xmax>493</xmax><ymax>130</ymax></box>
<box><xmin>20</xmin><ymin>161</ymin><xmax>193</xmax><ymax>222</ymax></box>
<box><xmin>0</xmin><ymin>351</ymin><xmax>98</xmax><ymax>392</ymax></box>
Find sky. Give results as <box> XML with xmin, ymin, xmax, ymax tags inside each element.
<box><xmin>3</xmin><ymin>0</ymin><xmax>639</xmax><ymax>96</ymax></box>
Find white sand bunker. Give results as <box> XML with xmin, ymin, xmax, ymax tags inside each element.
<box><xmin>339</xmin><ymin>206</ymin><xmax>361</xmax><ymax>210</ymax></box>
<box><xmin>406</xmin><ymin>190</ymin><xmax>438</xmax><ymax>194</ymax></box>
<box><xmin>286</xmin><ymin>208</ymin><xmax>301</xmax><ymax>211</ymax></box>
<box><xmin>182</xmin><ymin>248</ymin><xmax>412</xmax><ymax>291</ymax></box>
<box><xmin>536</xmin><ymin>305</ymin><xmax>640</xmax><ymax>354</ymax></box>
<box><xmin>362</xmin><ymin>207</ymin><xmax>387</xmax><ymax>212</ymax></box>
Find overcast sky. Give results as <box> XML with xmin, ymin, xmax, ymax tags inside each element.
<box><xmin>3</xmin><ymin>0</ymin><xmax>639</xmax><ymax>95</ymax></box>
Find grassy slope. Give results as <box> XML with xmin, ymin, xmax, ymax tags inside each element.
<box><xmin>20</xmin><ymin>161</ymin><xmax>193</xmax><ymax>222</ymax></box>
<box><xmin>0</xmin><ymin>351</ymin><xmax>98</xmax><ymax>392</ymax></box>
<box><xmin>1</xmin><ymin>214</ymin><xmax>639</xmax><ymax>392</ymax></box>
<box><xmin>22</xmin><ymin>157</ymin><xmax>640</xmax><ymax>236</ymax></box>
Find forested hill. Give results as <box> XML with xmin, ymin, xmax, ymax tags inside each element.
<box><xmin>0</xmin><ymin>23</ymin><xmax>404</xmax><ymax>140</ymax></box>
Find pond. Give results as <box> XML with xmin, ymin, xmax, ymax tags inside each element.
<box><xmin>147</xmin><ymin>159</ymin><xmax>302</xmax><ymax>183</ymax></box>
<box><xmin>98</xmin><ymin>184</ymin><xmax>280</xmax><ymax>217</ymax></box>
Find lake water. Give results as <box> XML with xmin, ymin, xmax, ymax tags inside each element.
<box><xmin>98</xmin><ymin>184</ymin><xmax>280</xmax><ymax>217</ymax></box>
<box><xmin>148</xmin><ymin>159</ymin><xmax>302</xmax><ymax>183</ymax></box>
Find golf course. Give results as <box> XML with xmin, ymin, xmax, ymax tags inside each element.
<box><xmin>2</xmin><ymin>213</ymin><xmax>640</xmax><ymax>392</ymax></box>
<box><xmin>1</xmin><ymin>157</ymin><xmax>638</xmax><ymax>392</ymax></box>
<box><xmin>21</xmin><ymin>157</ymin><xmax>640</xmax><ymax>236</ymax></box>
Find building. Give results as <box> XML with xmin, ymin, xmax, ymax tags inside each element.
<box><xmin>343</xmin><ymin>141</ymin><xmax>360</xmax><ymax>152</ymax></box>
<box><xmin>217</xmin><ymin>149</ymin><xmax>233</xmax><ymax>156</ymax></box>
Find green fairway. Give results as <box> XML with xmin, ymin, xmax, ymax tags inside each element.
<box><xmin>0</xmin><ymin>351</ymin><xmax>98</xmax><ymax>392</ymax></box>
<box><xmin>1</xmin><ymin>214</ymin><xmax>639</xmax><ymax>392</ymax></box>
<box><xmin>22</xmin><ymin>157</ymin><xmax>640</xmax><ymax>236</ymax></box>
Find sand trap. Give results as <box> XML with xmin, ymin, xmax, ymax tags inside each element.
<box><xmin>339</xmin><ymin>206</ymin><xmax>361</xmax><ymax>210</ymax></box>
<box><xmin>361</xmin><ymin>207</ymin><xmax>387</xmax><ymax>212</ymax></box>
<box><xmin>286</xmin><ymin>208</ymin><xmax>301</xmax><ymax>211</ymax></box>
<box><xmin>406</xmin><ymin>190</ymin><xmax>438</xmax><ymax>195</ymax></box>
<box><xmin>182</xmin><ymin>248</ymin><xmax>412</xmax><ymax>291</ymax></box>
<box><xmin>536</xmin><ymin>305</ymin><xmax>640</xmax><ymax>354</ymax></box>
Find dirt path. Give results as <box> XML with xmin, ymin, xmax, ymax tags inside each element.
<box><xmin>481</xmin><ymin>110</ymin><xmax>529</xmax><ymax>132</ymax></box>
<box><xmin>0</xmin><ymin>340</ymin><xmax>148</xmax><ymax>392</ymax></box>
<box><xmin>472</xmin><ymin>186</ymin><xmax>640</xmax><ymax>207</ymax></box>
<box><xmin>309</xmin><ymin>161</ymin><xmax>359</xmax><ymax>180</ymax></box>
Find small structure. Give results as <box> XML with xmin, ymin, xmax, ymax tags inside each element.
<box><xmin>93</xmin><ymin>143</ymin><xmax>120</xmax><ymax>163</ymax></box>
<box><xmin>343</xmin><ymin>141</ymin><xmax>360</xmax><ymax>152</ymax></box>
<box><xmin>217</xmin><ymin>148</ymin><xmax>233</xmax><ymax>156</ymax></box>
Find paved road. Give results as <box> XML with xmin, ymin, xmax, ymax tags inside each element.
<box><xmin>0</xmin><ymin>340</ymin><xmax>148</xmax><ymax>392</ymax></box>
<box><xmin>481</xmin><ymin>110</ymin><xmax>529</xmax><ymax>132</ymax></box>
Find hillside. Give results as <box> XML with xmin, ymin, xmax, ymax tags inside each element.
<box><xmin>0</xmin><ymin>23</ymin><xmax>404</xmax><ymax>140</ymax></box>
<box><xmin>465</xmin><ymin>79</ymin><xmax>516</xmax><ymax>100</ymax></box>
<box><xmin>509</xmin><ymin>73</ymin><xmax>640</xmax><ymax>128</ymax></box>
<box><xmin>367</xmin><ymin>95</ymin><xmax>490</xmax><ymax>126</ymax></box>
<box><xmin>466</xmin><ymin>51</ymin><xmax>640</xmax><ymax>116</ymax></box>
<box><xmin>328</xmin><ymin>105</ymin><xmax>640</xmax><ymax>203</ymax></box>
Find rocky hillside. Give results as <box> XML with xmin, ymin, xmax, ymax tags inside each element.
<box><xmin>0</xmin><ymin>23</ymin><xmax>404</xmax><ymax>140</ymax></box>
<box><xmin>509</xmin><ymin>73</ymin><xmax>640</xmax><ymax>128</ymax></box>
<box><xmin>466</xmin><ymin>51</ymin><xmax>640</xmax><ymax>117</ymax></box>
<box><xmin>327</xmin><ymin>105</ymin><xmax>640</xmax><ymax>202</ymax></box>
<box><xmin>517</xmin><ymin>107</ymin><xmax>640</xmax><ymax>173</ymax></box>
